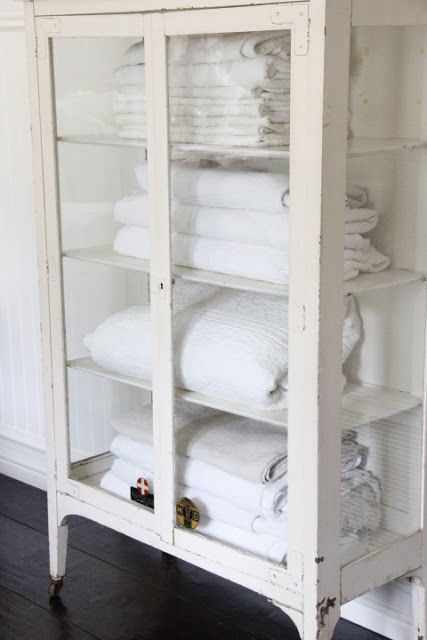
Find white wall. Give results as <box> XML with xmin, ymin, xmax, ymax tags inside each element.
<box><xmin>0</xmin><ymin>3</ymin><xmax>419</xmax><ymax>638</ymax></box>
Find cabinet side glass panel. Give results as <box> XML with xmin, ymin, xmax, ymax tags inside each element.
<box><xmin>52</xmin><ymin>37</ymin><xmax>156</xmax><ymax>515</ymax></box>
<box><xmin>340</xmin><ymin>24</ymin><xmax>427</xmax><ymax>564</ymax></box>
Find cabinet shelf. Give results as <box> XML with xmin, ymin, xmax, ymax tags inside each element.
<box><xmin>67</xmin><ymin>356</ymin><xmax>422</xmax><ymax>430</ymax></box>
<box><xmin>63</xmin><ymin>245</ymin><xmax>425</xmax><ymax>296</ymax></box>
<box><xmin>57</xmin><ymin>134</ymin><xmax>427</xmax><ymax>159</ymax></box>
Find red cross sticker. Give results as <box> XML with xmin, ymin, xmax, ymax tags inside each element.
<box><xmin>136</xmin><ymin>477</ymin><xmax>150</xmax><ymax>495</ymax></box>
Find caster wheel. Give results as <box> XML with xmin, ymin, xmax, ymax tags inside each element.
<box><xmin>48</xmin><ymin>577</ymin><xmax>64</xmax><ymax>599</ymax></box>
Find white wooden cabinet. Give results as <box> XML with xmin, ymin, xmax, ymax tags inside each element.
<box><xmin>23</xmin><ymin>1</ymin><xmax>427</xmax><ymax>638</ymax></box>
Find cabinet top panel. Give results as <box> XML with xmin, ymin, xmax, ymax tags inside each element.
<box><xmin>29</xmin><ymin>0</ymin><xmax>427</xmax><ymax>26</ymax></box>
<box><xmin>30</xmin><ymin>0</ymin><xmax>307</xmax><ymax>17</ymax></box>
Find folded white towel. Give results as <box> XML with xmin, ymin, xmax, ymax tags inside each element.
<box><xmin>114</xmin><ymin>226</ymin><xmax>289</xmax><ymax>283</ymax></box>
<box><xmin>112</xmin><ymin>403</ymin><xmax>367</xmax><ymax>483</ymax></box>
<box><xmin>118</xmin><ymin>83</ymin><xmax>290</xmax><ymax>102</ymax></box>
<box><xmin>121</xmin><ymin>32</ymin><xmax>291</xmax><ymax>66</ymax></box>
<box><xmin>104</xmin><ymin>455</ymin><xmax>380</xmax><ymax>537</ymax></box>
<box><xmin>109</xmin><ymin>435</ymin><xmax>287</xmax><ymax>516</ymax></box>
<box><xmin>84</xmin><ymin>281</ymin><xmax>361</xmax><ymax>410</ymax></box>
<box><xmin>135</xmin><ymin>164</ymin><xmax>288</xmax><ymax>214</ymax></box>
<box><xmin>344</xmin><ymin>209</ymin><xmax>379</xmax><ymax>234</ymax></box>
<box><xmin>346</xmin><ymin>185</ymin><xmax>369</xmax><ymax>209</ymax></box>
<box><xmin>118</xmin><ymin>127</ymin><xmax>288</xmax><ymax>146</ymax></box>
<box><xmin>115</xmin><ymin>59</ymin><xmax>290</xmax><ymax>89</ymax></box>
<box><xmin>113</xmin><ymin>403</ymin><xmax>288</xmax><ymax>483</ymax></box>
<box><xmin>113</xmin><ymin>92</ymin><xmax>290</xmax><ymax>120</ymax></box>
<box><xmin>116</xmin><ymin>125</ymin><xmax>289</xmax><ymax>146</ymax></box>
<box><xmin>113</xmin><ymin>193</ymin><xmax>380</xmax><ymax>248</ymax></box>
<box><xmin>344</xmin><ymin>245</ymin><xmax>390</xmax><ymax>275</ymax></box>
<box><xmin>114</xmin><ymin>225</ymin><xmax>388</xmax><ymax>283</ymax></box>
<box><xmin>115</xmin><ymin>111</ymin><xmax>289</xmax><ymax>134</ymax></box>
<box><xmin>197</xmin><ymin>515</ymin><xmax>288</xmax><ymax>563</ymax></box>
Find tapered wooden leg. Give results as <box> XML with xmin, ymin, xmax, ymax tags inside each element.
<box><xmin>412</xmin><ymin>576</ymin><xmax>427</xmax><ymax>640</ymax></box>
<box><xmin>48</xmin><ymin>515</ymin><xmax>68</xmax><ymax>598</ymax></box>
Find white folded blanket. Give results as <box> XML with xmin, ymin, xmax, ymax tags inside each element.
<box><xmin>111</xmin><ymin>401</ymin><xmax>367</xmax><ymax>483</ymax></box>
<box><xmin>114</xmin><ymin>193</ymin><xmax>380</xmax><ymax>247</ymax></box>
<box><xmin>84</xmin><ymin>281</ymin><xmax>361</xmax><ymax>410</ymax></box>
<box><xmin>121</xmin><ymin>32</ymin><xmax>291</xmax><ymax>66</ymax></box>
<box><xmin>115</xmin><ymin>59</ymin><xmax>290</xmax><ymax>89</ymax></box>
<box><xmin>114</xmin><ymin>226</ymin><xmax>289</xmax><ymax>283</ymax></box>
<box><xmin>135</xmin><ymin>164</ymin><xmax>288</xmax><ymax>214</ymax></box>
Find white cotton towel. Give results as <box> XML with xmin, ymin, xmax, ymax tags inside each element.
<box><xmin>112</xmin><ymin>404</ymin><xmax>366</xmax><ymax>483</ymax></box>
<box><xmin>115</xmin><ymin>59</ymin><xmax>290</xmax><ymax>89</ymax></box>
<box><xmin>108</xmin><ymin>458</ymin><xmax>269</xmax><ymax>531</ymax></box>
<box><xmin>104</xmin><ymin>454</ymin><xmax>379</xmax><ymax>536</ymax></box>
<box><xmin>113</xmin><ymin>193</ymin><xmax>380</xmax><ymax>248</ymax></box>
<box><xmin>109</xmin><ymin>435</ymin><xmax>288</xmax><ymax>516</ymax></box>
<box><xmin>113</xmin><ymin>403</ymin><xmax>288</xmax><ymax>483</ymax></box>
<box><xmin>114</xmin><ymin>226</ymin><xmax>289</xmax><ymax>283</ymax></box>
<box><xmin>135</xmin><ymin>164</ymin><xmax>288</xmax><ymax>213</ymax></box>
<box><xmin>344</xmin><ymin>245</ymin><xmax>390</xmax><ymax>275</ymax></box>
<box><xmin>113</xmin><ymin>91</ymin><xmax>290</xmax><ymax>120</ymax></box>
<box><xmin>118</xmin><ymin>127</ymin><xmax>288</xmax><ymax>146</ymax></box>
<box><xmin>114</xmin><ymin>225</ymin><xmax>387</xmax><ymax>284</ymax></box>
<box><xmin>84</xmin><ymin>281</ymin><xmax>361</xmax><ymax>410</ymax></box>
<box><xmin>197</xmin><ymin>516</ymin><xmax>288</xmax><ymax>563</ymax></box>
<box><xmin>121</xmin><ymin>32</ymin><xmax>290</xmax><ymax>66</ymax></box>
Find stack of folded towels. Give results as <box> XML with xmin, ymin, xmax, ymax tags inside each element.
<box><xmin>100</xmin><ymin>400</ymin><xmax>382</xmax><ymax>563</ymax></box>
<box><xmin>113</xmin><ymin>31</ymin><xmax>291</xmax><ymax>147</ymax></box>
<box><xmin>113</xmin><ymin>163</ymin><xmax>390</xmax><ymax>283</ymax></box>
<box><xmin>84</xmin><ymin>280</ymin><xmax>361</xmax><ymax>411</ymax></box>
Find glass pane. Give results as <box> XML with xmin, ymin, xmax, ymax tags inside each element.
<box><xmin>52</xmin><ymin>36</ymin><xmax>155</xmax><ymax>514</ymax></box>
<box><xmin>340</xmin><ymin>24</ymin><xmax>427</xmax><ymax>563</ymax></box>
<box><xmin>164</xmin><ymin>30</ymin><xmax>292</xmax><ymax>564</ymax></box>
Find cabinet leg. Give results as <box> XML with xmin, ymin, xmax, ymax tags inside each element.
<box><xmin>272</xmin><ymin>597</ymin><xmax>339</xmax><ymax>640</ymax></box>
<box><xmin>48</xmin><ymin>516</ymin><xmax>68</xmax><ymax>599</ymax></box>
<box><xmin>412</xmin><ymin>576</ymin><xmax>427</xmax><ymax>640</ymax></box>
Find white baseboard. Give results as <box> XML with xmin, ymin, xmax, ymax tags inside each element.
<box><xmin>342</xmin><ymin>593</ymin><xmax>412</xmax><ymax>640</ymax></box>
<box><xmin>0</xmin><ymin>433</ymin><xmax>46</xmax><ymax>490</ymax></box>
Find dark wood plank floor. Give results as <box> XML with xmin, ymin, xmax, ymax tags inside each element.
<box><xmin>0</xmin><ymin>474</ymin><xmax>387</xmax><ymax>640</ymax></box>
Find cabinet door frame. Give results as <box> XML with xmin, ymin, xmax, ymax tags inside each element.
<box><xmin>34</xmin><ymin>13</ymin><xmax>158</xmax><ymax>532</ymax></box>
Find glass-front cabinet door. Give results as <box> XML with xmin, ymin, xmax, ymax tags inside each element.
<box><xmin>36</xmin><ymin>15</ymin><xmax>159</xmax><ymax>527</ymax></box>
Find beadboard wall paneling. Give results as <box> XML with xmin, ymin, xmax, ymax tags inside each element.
<box><xmin>0</xmin><ymin>1</ymin><xmax>45</xmax><ymax>458</ymax></box>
